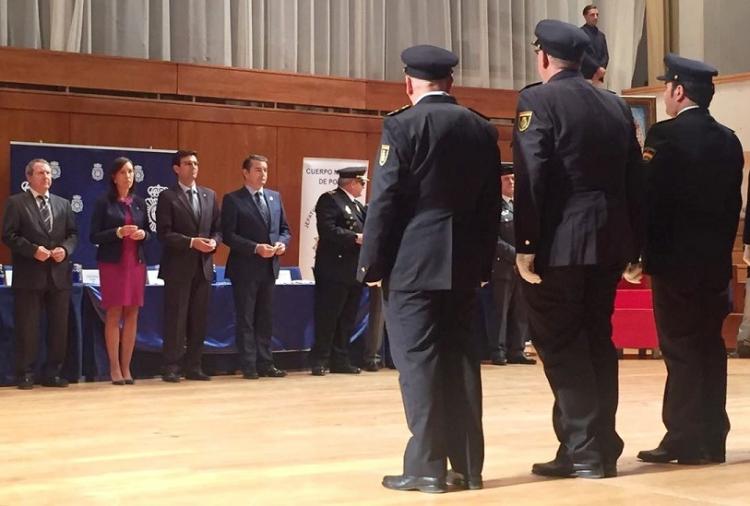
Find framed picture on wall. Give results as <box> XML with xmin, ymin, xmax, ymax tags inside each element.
<box><xmin>622</xmin><ymin>95</ymin><xmax>657</xmax><ymax>150</ymax></box>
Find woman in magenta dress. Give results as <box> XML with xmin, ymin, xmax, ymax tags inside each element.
<box><xmin>90</xmin><ymin>157</ymin><xmax>149</xmax><ymax>384</ymax></box>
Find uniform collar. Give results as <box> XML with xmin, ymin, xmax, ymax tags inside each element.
<box><xmin>548</xmin><ymin>68</ymin><xmax>583</xmax><ymax>82</ymax></box>
<box><xmin>340</xmin><ymin>186</ymin><xmax>358</xmax><ymax>203</ymax></box>
<box><xmin>676</xmin><ymin>105</ymin><xmax>701</xmax><ymax>116</ymax></box>
<box><xmin>414</xmin><ymin>91</ymin><xmax>450</xmax><ymax>104</ymax></box>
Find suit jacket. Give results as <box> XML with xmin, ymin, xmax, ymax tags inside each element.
<box><xmin>581</xmin><ymin>24</ymin><xmax>609</xmax><ymax>69</ymax></box>
<box><xmin>358</xmin><ymin>94</ymin><xmax>501</xmax><ymax>291</ymax></box>
<box><xmin>89</xmin><ymin>193</ymin><xmax>150</xmax><ymax>264</ymax></box>
<box><xmin>314</xmin><ymin>188</ymin><xmax>365</xmax><ymax>286</ymax></box>
<box><xmin>2</xmin><ymin>190</ymin><xmax>78</xmax><ymax>290</ymax></box>
<box><xmin>222</xmin><ymin>187</ymin><xmax>292</xmax><ymax>282</ymax></box>
<box><xmin>492</xmin><ymin>198</ymin><xmax>516</xmax><ymax>280</ymax></box>
<box><xmin>644</xmin><ymin>107</ymin><xmax>743</xmax><ymax>280</ymax></box>
<box><xmin>513</xmin><ymin>70</ymin><xmax>644</xmax><ymax>270</ymax></box>
<box><xmin>156</xmin><ymin>184</ymin><xmax>222</xmax><ymax>282</ymax></box>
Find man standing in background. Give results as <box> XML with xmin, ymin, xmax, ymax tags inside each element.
<box><xmin>581</xmin><ymin>4</ymin><xmax>609</xmax><ymax>85</ymax></box>
<box><xmin>156</xmin><ymin>150</ymin><xmax>222</xmax><ymax>382</ymax></box>
<box><xmin>2</xmin><ymin>158</ymin><xmax>78</xmax><ymax>389</ymax></box>
<box><xmin>309</xmin><ymin>167</ymin><xmax>368</xmax><ymax>376</ymax></box>
<box><xmin>222</xmin><ymin>154</ymin><xmax>291</xmax><ymax>380</ymax></box>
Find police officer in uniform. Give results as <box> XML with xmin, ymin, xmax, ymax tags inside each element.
<box><xmin>634</xmin><ymin>54</ymin><xmax>743</xmax><ymax>465</ymax></box>
<box><xmin>358</xmin><ymin>45</ymin><xmax>500</xmax><ymax>493</ymax></box>
<box><xmin>485</xmin><ymin>163</ymin><xmax>536</xmax><ymax>366</ymax></box>
<box><xmin>512</xmin><ymin>20</ymin><xmax>643</xmax><ymax>479</ymax></box>
<box><xmin>309</xmin><ymin>167</ymin><xmax>368</xmax><ymax>376</ymax></box>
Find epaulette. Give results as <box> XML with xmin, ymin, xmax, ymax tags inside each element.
<box><xmin>467</xmin><ymin>107</ymin><xmax>490</xmax><ymax>121</ymax></box>
<box><xmin>387</xmin><ymin>104</ymin><xmax>411</xmax><ymax>116</ymax></box>
<box><xmin>519</xmin><ymin>81</ymin><xmax>543</xmax><ymax>92</ymax></box>
<box><xmin>327</xmin><ymin>189</ymin><xmax>338</xmax><ymax>195</ymax></box>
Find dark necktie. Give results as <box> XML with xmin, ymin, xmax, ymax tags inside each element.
<box><xmin>186</xmin><ymin>189</ymin><xmax>200</xmax><ymax>219</ymax></box>
<box><xmin>255</xmin><ymin>191</ymin><xmax>270</xmax><ymax>227</ymax></box>
<box><xmin>38</xmin><ymin>195</ymin><xmax>52</xmax><ymax>232</ymax></box>
<box><xmin>353</xmin><ymin>200</ymin><xmax>364</xmax><ymax>222</ymax></box>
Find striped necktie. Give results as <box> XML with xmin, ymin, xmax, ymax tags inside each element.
<box><xmin>38</xmin><ymin>195</ymin><xmax>52</xmax><ymax>232</ymax></box>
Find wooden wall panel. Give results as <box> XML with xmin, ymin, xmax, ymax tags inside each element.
<box><xmin>69</xmin><ymin>115</ymin><xmax>178</xmax><ymax>150</ymax></box>
<box><xmin>276</xmin><ymin>128</ymin><xmax>370</xmax><ymax>265</ymax></box>
<box><xmin>0</xmin><ymin>110</ymin><xmax>71</xmax><ymax>263</ymax></box>
<box><xmin>0</xmin><ymin>47</ymin><xmax>177</xmax><ymax>93</ymax></box>
<box><xmin>177</xmin><ymin>64</ymin><xmax>367</xmax><ymax>109</ymax></box>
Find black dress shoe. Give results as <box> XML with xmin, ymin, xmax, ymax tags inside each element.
<box><xmin>311</xmin><ymin>365</ymin><xmax>328</xmax><ymax>376</ymax></box>
<box><xmin>242</xmin><ymin>370</ymin><xmax>259</xmax><ymax>380</ymax></box>
<box><xmin>42</xmin><ymin>376</ymin><xmax>69</xmax><ymax>387</ymax></box>
<box><xmin>330</xmin><ymin>364</ymin><xmax>361</xmax><ymax>374</ymax></box>
<box><xmin>112</xmin><ymin>380</ymin><xmax>126</xmax><ymax>385</ymax></box>
<box><xmin>185</xmin><ymin>370</ymin><xmax>211</xmax><ymax>381</ymax></box>
<box><xmin>637</xmin><ymin>447</ymin><xmax>709</xmax><ymax>465</ymax></box>
<box><xmin>363</xmin><ymin>361</ymin><xmax>381</xmax><ymax>372</ymax></box>
<box><xmin>17</xmin><ymin>374</ymin><xmax>34</xmax><ymax>390</ymax></box>
<box><xmin>162</xmin><ymin>371</ymin><xmax>181</xmax><ymax>383</ymax></box>
<box><xmin>382</xmin><ymin>474</ymin><xmax>446</xmax><ymax>493</ymax></box>
<box><xmin>507</xmin><ymin>354</ymin><xmax>537</xmax><ymax>365</ymax></box>
<box><xmin>124</xmin><ymin>378</ymin><xmax>135</xmax><ymax>385</ymax></box>
<box><xmin>446</xmin><ymin>469</ymin><xmax>483</xmax><ymax>490</ymax></box>
<box><xmin>531</xmin><ymin>459</ymin><xmax>614</xmax><ymax>479</ymax></box>
<box><xmin>490</xmin><ymin>355</ymin><xmax>507</xmax><ymax>366</ymax></box>
<box><xmin>259</xmin><ymin>366</ymin><xmax>287</xmax><ymax>378</ymax></box>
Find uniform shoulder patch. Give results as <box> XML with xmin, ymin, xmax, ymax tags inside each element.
<box><xmin>387</xmin><ymin>104</ymin><xmax>411</xmax><ymax>116</ymax></box>
<box><xmin>378</xmin><ymin>144</ymin><xmax>391</xmax><ymax>166</ymax></box>
<box><xmin>467</xmin><ymin>107</ymin><xmax>490</xmax><ymax>121</ymax></box>
<box><xmin>517</xmin><ymin>111</ymin><xmax>533</xmax><ymax>132</ymax></box>
<box><xmin>642</xmin><ymin>147</ymin><xmax>656</xmax><ymax>162</ymax></box>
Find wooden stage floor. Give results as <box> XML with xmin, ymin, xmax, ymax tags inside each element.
<box><xmin>1</xmin><ymin>359</ymin><xmax>749</xmax><ymax>505</ymax></box>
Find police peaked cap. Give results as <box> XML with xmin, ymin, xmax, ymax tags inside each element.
<box><xmin>533</xmin><ymin>19</ymin><xmax>590</xmax><ymax>61</ymax></box>
<box><xmin>657</xmin><ymin>53</ymin><xmax>718</xmax><ymax>83</ymax></box>
<box><xmin>401</xmin><ymin>44</ymin><xmax>458</xmax><ymax>80</ymax></box>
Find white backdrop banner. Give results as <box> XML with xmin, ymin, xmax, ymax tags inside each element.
<box><xmin>299</xmin><ymin>157</ymin><xmax>369</xmax><ymax>281</ymax></box>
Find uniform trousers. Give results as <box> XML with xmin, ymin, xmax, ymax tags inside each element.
<box><xmin>486</xmin><ymin>274</ymin><xmax>528</xmax><ymax>359</ymax></box>
<box><xmin>311</xmin><ymin>279</ymin><xmax>363</xmax><ymax>367</ymax></box>
<box><xmin>651</xmin><ymin>271</ymin><xmax>730</xmax><ymax>459</ymax></box>
<box><xmin>521</xmin><ymin>264</ymin><xmax>624</xmax><ymax>467</ymax></box>
<box><xmin>385</xmin><ymin>288</ymin><xmax>484</xmax><ymax>479</ymax></box>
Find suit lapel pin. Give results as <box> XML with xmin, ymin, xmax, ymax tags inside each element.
<box><xmin>268</xmin><ymin>196</ymin><xmax>273</xmax><ymax>201</ymax></box>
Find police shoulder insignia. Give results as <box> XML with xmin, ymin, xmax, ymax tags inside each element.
<box><xmin>387</xmin><ymin>104</ymin><xmax>411</xmax><ymax>116</ymax></box>
<box><xmin>379</xmin><ymin>144</ymin><xmax>390</xmax><ymax>166</ymax></box>
<box><xmin>517</xmin><ymin>111</ymin><xmax>533</xmax><ymax>132</ymax></box>
<box><xmin>643</xmin><ymin>147</ymin><xmax>656</xmax><ymax>162</ymax></box>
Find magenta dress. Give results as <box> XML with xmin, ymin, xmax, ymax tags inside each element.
<box><xmin>98</xmin><ymin>199</ymin><xmax>146</xmax><ymax>309</ymax></box>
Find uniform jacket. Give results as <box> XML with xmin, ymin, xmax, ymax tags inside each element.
<box><xmin>2</xmin><ymin>190</ymin><xmax>78</xmax><ymax>290</ymax></box>
<box><xmin>358</xmin><ymin>94</ymin><xmax>501</xmax><ymax>291</ymax></box>
<box><xmin>644</xmin><ymin>107</ymin><xmax>743</xmax><ymax>280</ymax></box>
<box><xmin>314</xmin><ymin>187</ymin><xmax>365</xmax><ymax>286</ymax></box>
<box><xmin>512</xmin><ymin>70</ymin><xmax>644</xmax><ymax>270</ymax></box>
<box><xmin>492</xmin><ymin>198</ymin><xmax>516</xmax><ymax>281</ymax></box>
<box><xmin>89</xmin><ymin>193</ymin><xmax>150</xmax><ymax>264</ymax></box>
<box><xmin>222</xmin><ymin>187</ymin><xmax>291</xmax><ymax>282</ymax></box>
<box><xmin>156</xmin><ymin>184</ymin><xmax>222</xmax><ymax>282</ymax></box>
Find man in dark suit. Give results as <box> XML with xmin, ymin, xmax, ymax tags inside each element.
<box><xmin>156</xmin><ymin>150</ymin><xmax>222</xmax><ymax>382</ymax></box>
<box><xmin>634</xmin><ymin>54</ymin><xmax>743</xmax><ymax>466</ymax></box>
<box><xmin>512</xmin><ymin>20</ymin><xmax>643</xmax><ymax>479</ymax></box>
<box><xmin>222</xmin><ymin>154</ymin><xmax>291</xmax><ymax>380</ymax></box>
<box><xmin>309</xmin><ymin>167</ymin><xmax>368</xmax><ymax>376</ymax></box>
<box><xmin>2</xmin><ymin>158</ymin><xmax>77</xmax><ymax>389</ymax></box>
<box><xmin>358</xmin><ymin>45</ymin><xmax>500</xmax><ymax>493</ymax></box>
<box><xmin>485</xmin><ymin>163</ymin><xmax>535</xmax><ymax>366</ymax></box>
<box><xmin>581</xmin><ymin>4</ymin><xmax>609</xmax><ymax>85</ymax></box>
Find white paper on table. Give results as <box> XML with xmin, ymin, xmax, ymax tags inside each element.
<box><xmin>275</xmin><ymin>269</ymin><xmax>293</xmax><ymax>285</ymax></box>
<box><xmin>5</xmin><ymin>270</ymin><xmax>12</xmax><ymax>286</ymax></box>
<box><xmin>82</xmin><ymin>269</ymin><xmax>100</xmax><ymax>285</ymax></box>
<box><xmin>147</xmin><ymin>270</ymin><xmax>163</xmax><ymax>285</ymax></box>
